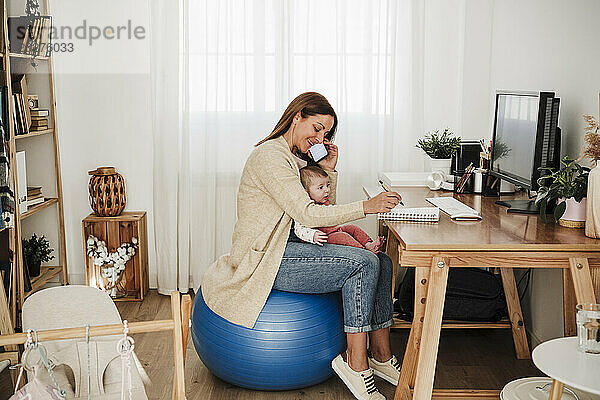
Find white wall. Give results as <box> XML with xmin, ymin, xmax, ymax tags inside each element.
<box><xmin>460</xmin><ymin>0</ymin><xmax>600</xmax><ymax>344</ymax></box>
<box><xmin>423</xmin><ymin>0</ymin><xmax>465</xmax><ymax>133</ymax></box>
<box><xmin>22</xmin><ymin>0</ymin><xmax>157</xmax><ymax>286</ymax></box>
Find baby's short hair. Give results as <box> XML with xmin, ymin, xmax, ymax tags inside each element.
<box><xmin>300</xmin><ymin>165</ymin><xmax>329</xmax><ymax>189</ymax></box>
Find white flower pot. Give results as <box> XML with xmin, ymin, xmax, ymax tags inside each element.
<box><xmin>429</xmin><ymin>158</ymin><xmax>452</xmax><ymax>175</ymax></box>
<box><xmin>558</xmin><ymin>197</ymin><xmax>587</xmax><ymax>228</ymax></box>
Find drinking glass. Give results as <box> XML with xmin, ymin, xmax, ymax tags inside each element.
<box><xmin>576</xmin><ymin>303</ymin><xmax>600</xmax><ymax>354</ymax></box>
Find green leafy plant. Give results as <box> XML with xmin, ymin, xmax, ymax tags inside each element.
<box><xmin>22</xmin><ymin>234</ymin><xmax>55</xmax><ymax>266</ymax></box>
<box><xmin>535</xmin><ymin>156</ymin><xmax>590</xmax><ymax>222</ymax></box>
<box><xmin>416</xmin><ymin>128</ymin><xmax>461</xmax><ymax>159</ymax></box>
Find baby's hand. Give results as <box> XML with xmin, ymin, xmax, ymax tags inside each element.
<box><xmin>313</xmin><ymin>231</ymin><xmax>328</xmax><ymax>246</ymax></box>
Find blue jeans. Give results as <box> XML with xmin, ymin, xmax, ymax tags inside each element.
<box><xmin>273</xmin><ymin>241</ymin><xmax>394</xmax><ymax>333</ymax></box>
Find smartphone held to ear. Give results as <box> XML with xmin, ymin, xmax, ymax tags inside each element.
<box><xmin>308</xmin><ymin>143</ymin><xmax>328</xmax><ymax>162</ymax></box>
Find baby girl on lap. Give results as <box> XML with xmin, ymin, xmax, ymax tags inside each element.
<box><xmin>294</xmin><ymin>166</ymin><xmax>384</xmax><ymax>253</ymax></box>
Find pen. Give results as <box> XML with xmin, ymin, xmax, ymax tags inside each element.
<box><xmin>479</xmin><ymin>138</ymin><xmax>487</xmax><ymax>153</ymax></box>
<box><xmin>379</xmin><ymin>180</ymin><xmax>404</xmax><ymax>206</ymax></box>
<box><xmin>455</xmin><ymin>162</ymin><xmax>474</xmax><ymax>193</ymax></box>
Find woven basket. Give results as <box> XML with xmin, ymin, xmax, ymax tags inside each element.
<box><xmin>88</xmin><ymin>167</ymin><xmax>126</xmax><ymax>216</ymax></box>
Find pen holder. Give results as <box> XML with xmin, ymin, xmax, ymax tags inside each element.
<box><xmin>454</xmin><ymin>170</ymin><xmax>475</xmax><ymax>194</ymax></box>
<box><xmin>482</xmin><ymin>172</ymin><xmax>500</xmax><ymax>197</ymax></box>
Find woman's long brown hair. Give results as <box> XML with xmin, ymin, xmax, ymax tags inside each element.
<box><xmin>256</xmin><ymin>92</ymin><xmax>338</xmax><ymax>148</ymax></box>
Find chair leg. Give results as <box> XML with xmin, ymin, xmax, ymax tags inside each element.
<box><xmin>549</xmin><ymin>380</ymin><xmax>564</xmax><ymax>400</ymax></box>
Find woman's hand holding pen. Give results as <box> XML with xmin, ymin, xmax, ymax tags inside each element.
<box><xmin>363</xmin><ymin>192</ymin><xmax>402</xmax><ymax>214</ymax></box>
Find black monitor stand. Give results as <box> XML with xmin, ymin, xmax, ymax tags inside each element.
<box><xmin>495</xmin><ymin>199</ymin><xmax>539</xmax><ymax>214</ymax></box>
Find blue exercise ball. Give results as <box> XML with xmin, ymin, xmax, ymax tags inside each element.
<box><xmin>191</xmin><ymin>288</ymin><xmax>346</xmax><ymax>391</ymax></box>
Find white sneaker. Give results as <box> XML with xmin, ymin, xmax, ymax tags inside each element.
<box><xmin>368</xmin><ymin>355</ymin><xmax>401</xmax><ymax>385</ymax></box>
<box><xmin>331</xmin><ymin>354</ymin><xmax>386</xmax><ymax>400</ymax></box>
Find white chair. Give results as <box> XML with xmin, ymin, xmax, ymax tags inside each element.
<box><xmin>22</xmin><ymin>285</ymin><xmax>149</xmax><ymax>399</ymax></box>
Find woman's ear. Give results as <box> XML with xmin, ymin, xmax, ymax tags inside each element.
<box><xmin>294</xmin><ymin>112</ymin><xmax>301</xmax><ymax>122</ymax></box>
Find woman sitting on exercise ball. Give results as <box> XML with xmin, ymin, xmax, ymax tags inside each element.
<box><xmin>201</xmin><ymin>92</ymin><xmax>402</xmax><ymax>400</ymax></box>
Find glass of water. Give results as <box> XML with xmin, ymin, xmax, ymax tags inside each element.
<box><xmin>576</xmin><ymin>303</ymin><xmax>600</xmax><ymax>354</ymax></box>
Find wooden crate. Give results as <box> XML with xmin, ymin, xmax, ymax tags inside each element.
<box><xmin>82</xmin><ymin>212</ymin><xmax>149</xmax><ymax>301</ymax></box>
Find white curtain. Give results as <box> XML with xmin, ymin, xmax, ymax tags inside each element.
<box><xmin>150</xmin><ymin>0</ymin><xmax>191</xmax><ymax>293</ymax></box>
<box><xmin>152</xmin><ymin>0</ymin><xmax>426</xmax><ymax>291</ymax></box>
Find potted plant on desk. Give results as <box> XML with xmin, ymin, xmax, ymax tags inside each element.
<box><xmin>535</xmin><ymin>156</ymin><xmax>590</xmax><ymax>228</ymax></box>
<box><xmin>416</xmin><ymin>128</ymin><xmax>461</xmax><ymax>175</ymax></box>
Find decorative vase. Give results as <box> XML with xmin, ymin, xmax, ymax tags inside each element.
<box><xmin>558</xmin><ymin>197</ymin><xmax>587</xmax><ymax>228</ymax></box>
<box><xmin>585</xmin><ymin>164</ymin><xmax>600</xmax><ymax>238</ymax></box>
<box><xmin>429</xmin><ymin>158</ymin><xmax>452</xmax><ymax>175</ymax></box>
<box><xmin>88</xmin><ymin>167</ymin><xmax>126</xmax><ymax>217</ymax></box>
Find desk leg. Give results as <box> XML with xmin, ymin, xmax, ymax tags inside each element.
<box><xmin>499</xmin><ymin>268</ymin><xmax>530</xmax><ymax>359</ymax></box>
<box><xmin>563</xmin><ymin>268</ymin><xmax>578</xmax><ymax>336</ymax></box>
<box><xmin>549</xmin><ymin>380</ymin><xmax>564</xmax><ymax>400</ymax></box>
<box><xmin>412</xmin><ymin>257</ymin><xmax>449</xmax><ymax>400</ymax></box>
<box><xmin>568</xmin><ymin>258</ymin><xmax>597</xmax><ymax>304</ymax></box>
<box><xmin>395</xmin><ymin>267</ymin><xmax>428</xmax><ymax>400</ymax></box>
<box><xmin>386</xmin><ymin>231</ymin><xmax>400</xmax><ymax>299</ymax></box>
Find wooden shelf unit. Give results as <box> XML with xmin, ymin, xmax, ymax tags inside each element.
<box><xmin>9</xmin><ymin>52</ymin><xmax>49</xmax><ymax>60</ymax></box>
<box><xmin>15</xmin><ymin>128</ymin><xmax>53</xmax><ymax>139</ymax></box>
<box><xmin>0</xmin><ymin>0</ymin><xmax>68</xmax><ymax>329</ymax></box>
<box><xmin>25</xmin><ymin>265</ymin><xmax>61</xmax><ymax>296</ymax></box>
<box><xmin>20</xmin><ymin>198</ymin><xmax>58</xmax><ymax>219</ymax></box>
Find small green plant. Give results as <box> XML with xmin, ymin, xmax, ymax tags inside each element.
<box><xmin>535</xmin><ymin>156</ymin><xmax>590</xmax><ymax>222</ymax></box>
<box><xmin>416</xmin><ymin>128</ymin><xmax>461</xmax><ymax>159</ymax></box>
<box><xmin>22</xmin><ymin>234</ymin><xmax>55</xmax><ymax>266</ymax></box>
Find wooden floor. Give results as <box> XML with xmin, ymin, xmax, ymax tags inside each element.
<box><xmin>117</xmin><ymin>290</ymin><xmax>541</xmax><ymax>399</ymax></box>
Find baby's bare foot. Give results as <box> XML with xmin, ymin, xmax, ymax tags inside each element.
<box><xmin>365</xmin><ymin>239</ymin><xmax>381</xmax><ymax>254</ymax></box>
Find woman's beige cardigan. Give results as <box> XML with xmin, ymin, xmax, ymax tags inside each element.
<box><xmin>201</xmin><ymin>136</ymin><xmax>365</xmax><ymax>328</ymax></box>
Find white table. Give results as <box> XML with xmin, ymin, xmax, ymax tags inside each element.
<box><xmin>532</xmin><ymin>337</ymin><xmax>600</xmax><ymax>399</ymax></box>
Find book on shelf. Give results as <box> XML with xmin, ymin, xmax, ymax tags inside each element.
<box><xmin>7</xmin><ymin>16</ymin><xmax>53</xmax><ymax>57</ymax></box>
<box><xmin>26</xmin><ymin>196</ymin><xmax>45</xmax><ymax>208</ymax></box>
<box><xmin>10</xmin><ymin>77</ymin><xmax>31</xmax><ymax>135</ymax></box>
<box><xmin>27</xmin><ymin>185</ymin><xmax>42</xmax><ymax>197</ymax></box>
<box><xmin>16</xmin><ymin>151</ymin><xmax>27</xmax><ymax>215</ymax></box>
<box><xmin>12</xmin><ymin>75</ymin><xmax>31</xmax><ymax>133</ymax></box>
<box><xmin>30</xmin><ymin>108</ymin><xmax>49</xmax><ymax>117</ymax></box>
<box><xmin>29</xmin><ymin>127</ymin><xmax>50</xmax><ymax>133</ymax></box>
<box><xmin>30</xmin><ymin>119</ymin><xmax>48</xmax><ymax>128</ymax></box>
<box><xmin>12</xmin><ymin>94</ymin><xmax>22</xmax><ymax>134</ymax></box>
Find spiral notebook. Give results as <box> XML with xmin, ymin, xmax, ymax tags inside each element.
<box><xmin>378</xmin><ymin>206</ymin><xmax>439</xmax><ymax>222</ymax></box>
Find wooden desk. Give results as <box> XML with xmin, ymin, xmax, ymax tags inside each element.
<box><xmin>370</xmin><ymin>187</ymin><xmax>600</xmax><ymax>400</ymax></box>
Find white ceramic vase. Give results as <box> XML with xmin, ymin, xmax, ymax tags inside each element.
<box><xmin>585</xmin><ymin>164</ymin><xmax>600</xmax><ymax>238</ymax></box>
<box><xmin>558</xmin><ymin>197</ymin><xmax>587</xmax><ymax>228</ymax></box>
<box><xmin>429</xmin><ymin>158</ymin><xmax>452</xmax><ymax>175</ymax></box>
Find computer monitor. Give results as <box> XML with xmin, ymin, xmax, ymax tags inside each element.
<box><xmin>490</xmin><ymin>90</ymin><xmax>561</xmax><ymax>213</ymax></box>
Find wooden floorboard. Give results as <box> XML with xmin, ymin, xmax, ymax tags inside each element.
<box><xmin>117</xmin><ymin>290</ymin><xmax>541</xmax><ymax>399</ymax></box>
